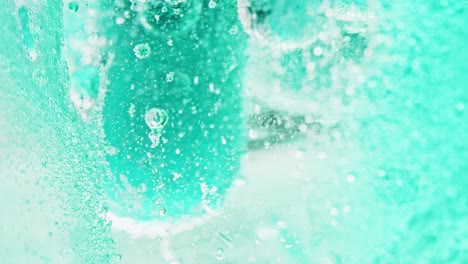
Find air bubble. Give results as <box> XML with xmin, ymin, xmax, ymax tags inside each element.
<box><xmin>148</xmin><ymin>131</ymin><xmax>161</xmax><ymax>148</ymax></box>
<box><xmin>133</xmin><ymin>43</ymin><xmax>151</xmax><ymax>59</ymax></box>
<box><xmin>116</xmin><ymin>17</ymin><xmax>125</xmax><ymax>25</ymax></box>
<box><xmin>346</xmin><ymin>174</ymin><xmax>356</xmax><ymax>183</ymax></box>
<box><xmin>159</xmin><ymin>208</ymin><xmax>166</xmax><ymax>217</ymax></box>
<box><xmin>145</xmin><ymin>108</ymin><xmax>169</xmax><ymax>130</ymax></box>
<box><xmin>166</xmin><ymin>72</ymin><xmax>174</xmax><ymax>82</ymax></box>
<box><xmin>145</xmin><ymin>108</ymin><xmax>169</xmax><ymax>148</ymax></box>
<box><xmin>209</xmin><ymin>0</ymin><xmax>217</xmax><ymax>8</ymax></box>
<box><xmin>68</xmin><ymin>1</ymin><xmax>79</xmax><ymax>12</ymax></box>
<box><xmin>229</xmin><ymin>25</ymin><xmax>239</xmax><ymax>35</ymax></box>
<box><xmin>313</xmin><ymin>47</ymin><xmax>323</xmax><ymax>56</ymax></box>
<box><xmin>216</xmin><ymin>247</ymin><xmax>224</xmax><ymax>260</ymax></box>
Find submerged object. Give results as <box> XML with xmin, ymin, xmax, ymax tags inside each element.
<box><xmin>64</xmin><ymin>0</ymin><xmax>247</xmax><ymax>222</ymax></box>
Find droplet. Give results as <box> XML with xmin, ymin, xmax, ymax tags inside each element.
<box><xmin>216</xmin><ymin>247</ymin><xmax>224</xmax><ymax>260</ymax></box>
<box><xmin>133</xmin><ymin>43</ymin><xmax>151</xmax><ymax>59</ymax></box>
<box><xmin>68</xmin><ymin>1</ymin><xmax>79</xmax><ymax>12</ymax></box>
<box><xmin>145</xmin><ymin>108</ymin><xmax>169</xmax><ymax>130</ymax></box>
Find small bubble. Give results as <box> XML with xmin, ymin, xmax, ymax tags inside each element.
<box><xmin>68</xmin><ymin>1</ymin><xmax>79</xmax><ymax>12</ymax></box>
<box><xmin>145</xmin><ymin>108</ymin><xmax>168</xmax><ymax>130</ymax></box>
<box><xmin>329</xmin><ymin>207</ymin><xmax>338</xmax><ymax>216</ymax></box>
<box><xmin>145</xmin><ymin>108</ymin><xmax>168</xmax><ymax>147</ymax></box>
<box><xmin>166</xmin><ymin>72</ymin><xmax>174</xmax><ymax>82</ymax></box>
<box><xmin>209</xmin><ymin>0</ymin><xmax>217</xmax><ymax>8</ymax></box>
<box><xmin>173</xmin><ymin>172</ymin><xmax>182</xmax><ymax>181</ymax></box>
<box><xmin>294</xmin><ymin>149</ymin><xmax>304</xmax><ymax>159</ymax></box>
<box><xmin>233</xmin><ymin>178</ymin><xmax>247</xmax><ymax>186</ymax></box>
<box><xmin>159</xmin><ymin>208</ymin><xmax>166</xmax><ymax>216</ymax></box>
<box><xmin>345</xmin><ymin>86</ymin><xmax>355</xmax><ymax>96</ymax></box>
<box><xmin>346</xmin><ymin>174</ymin><xmax>356</xmax><ymax>183</ymax></box>
<box><xmin>148</xmin><ymin>131</ymin><xmax>161</xmax><ymax>148</ymax></box>
<box><xmin>396</xmin><ymin>179</ymin><xmax>404</xmax><ymax>186</ymax></box>
<box><xmin>116</xmin><ymin>17</ymin><xmax>125</xmax><ymax>25</ymax></box>
<box><xmin>229</xmin><ymin>25</ymin><xmax>239</xmax><ymax>35</ymax></box>
<box><xmin>343</xmin><ymin>205</ymin><xmax>351</xmax><ymax>213</ymax></box>
<box><xmin>318</xmin><ymin>151</ymin><xmax>327</xmax><ymax>159</ymax></box>
<box><xmin>313</xmin><ymin>47</ymin><xmax>323</xmax><ymax>56</ymax></box>
<box><xmin>276</xmin><ymin>220</ymin><xmax>286</xmax><ymax>229</ymax></box>
<box><xmin>128</xmin><ymin>103</ymin><xmax>135</xmax><ymax>118</ymax></box>
<box><xmin>254</xmin><ymin>104</ymin><xmax>261</xmax><ymax>114</ymax></box>
<box><xmin>298</xmin><ymin>124</ymin><xmax>308</xmax><ymax>132</ymax></box>
<box><xmin>216</xmin><ymin>248</ymin><xmax>224</xmax><ymax>260</ymax></box>
<box><xmin>248</xmin><ymin>129</ymin><xmax>258</xmax><ymax>139</ymax></box>
<box><xmin>133</xmin><ymin>43</ymin><xmax>151</xmax><ymax>59</ymax></box>
<box><xmin>377</xmin><ymin>169</ymin><xmax>386</xmax><ymax>177</ymax></box>
<box><xmin>456</xmin><ymin>102</ymin><xmax>465</xmax><ymax>111</ymax></box>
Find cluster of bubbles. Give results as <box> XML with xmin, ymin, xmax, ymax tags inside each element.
<box><xmin>238</xmin><ymin>0</ymin><xmax>371</xmax><ymax>150</ymax></box>
<box><xmin>133</xmin><ymin>43</ymin><xmax>151</xmax><ymax>59</ymax></box>
<box><xmin>239</xmin><ymin>0</ymin><xmax>370</xmax><ymax>117</ymax></box>
<box><xmin>136</xmin><ymin>0</ymin><xmax>203</xmax><ymax>36</ymax></box>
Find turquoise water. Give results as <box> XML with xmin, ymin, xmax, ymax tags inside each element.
<box><xmin>0</xmin><ymin>0</ymin><xmax>467</xmax><ymax>263</ymax></box>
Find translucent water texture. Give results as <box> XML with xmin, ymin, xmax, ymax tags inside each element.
<box><xmin>1</xmin><ymin>0</ymin><xmax>467</xmax><ymax>263</ymax></box>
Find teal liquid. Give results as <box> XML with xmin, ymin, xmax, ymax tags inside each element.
<box><xmin>0</xmin><ymin>0</ymin><xmax>467</xmax><ymax>263</ymax></box>
<box><xmin>64</xmin><ymin>0</ymin><xmax>247</xmax><ymax>221</ymax></box>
